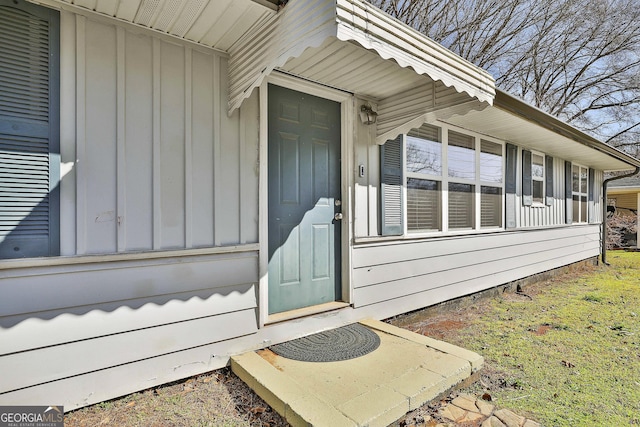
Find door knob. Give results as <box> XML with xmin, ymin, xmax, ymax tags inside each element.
<box><xmin>334</xmin><ymin>212</ymin><xmax>343</xmax><ymax>221</ymax></box>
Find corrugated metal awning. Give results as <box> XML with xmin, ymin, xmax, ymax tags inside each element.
<box><xmin>228</xmin><ymin>0</ymin><xmax>495</xmax><ymax>114</ymax></box>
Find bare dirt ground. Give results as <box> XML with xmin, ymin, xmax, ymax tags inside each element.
<box><xmin>65</xmin><ymin>261</ymin><xmax>598</xmax><ymax>427</ymax></box>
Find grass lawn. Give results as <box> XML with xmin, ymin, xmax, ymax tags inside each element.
<box><xmin>451</xmin><ymin>252</ymin><xmax>640</xmax><ymax>426</ymax></box>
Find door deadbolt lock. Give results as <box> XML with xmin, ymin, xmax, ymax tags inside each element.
<box><xmin>334</xmin><ymin>212</ymin><xmax>343</xmax><ymax>221</ymax></box>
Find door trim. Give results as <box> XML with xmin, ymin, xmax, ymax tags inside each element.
<box><xmin>258</xmin><ymin>72</ymin><xmax>354</xmax><ymax>327</ymax></box>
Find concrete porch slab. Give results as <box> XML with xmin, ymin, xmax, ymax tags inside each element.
<box><xmin>231</xmin><ymin>319</ymin><xmax>483</xmax><ymax>427</ymax></box>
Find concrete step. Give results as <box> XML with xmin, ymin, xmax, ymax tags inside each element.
<box><xmin>231</xmin><ymin>319</ymin><xmax>483</xmax><ymax>427</ymax></box>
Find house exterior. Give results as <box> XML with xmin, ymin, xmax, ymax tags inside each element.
<box><xmin>2</xmin><ymin>0</ymin><xmax>639</xmax><ymax>410</ymax></box>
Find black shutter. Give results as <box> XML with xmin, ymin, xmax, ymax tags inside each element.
<box><xmin>565</xmin><ymin>161</ymin><xmax>573</xmax><ymax>224</ymax></box>
<box><xmin>0</xmin><ymin>0</ymin><xmax>59</xmax><ymax>258</ymax></box>
<box><xmin>505</xmin><ymin>143</ymin><xmax>517</xmax><ymax>228</ymax></box>
<box><xmin>545</xmin><ymin>155</ymin><xmax>554</xmax><ymax>206</ymax></box>
<box><xmin>522</xmin><ymin>150</ymin><xmax>532</xmax><ymax>206</ymax></box>
<box><xmin>380</xmin><ymin>135</ymin><xmax>403</xmax><ymax>235</ymax></box>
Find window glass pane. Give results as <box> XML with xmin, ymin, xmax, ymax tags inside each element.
<box><xmin>407</xmin><ymin>124</ymin><xmax>441</xmax><ymax>175</ymax></box>
<box><xmin>481</xmin><ymin>186</ymin><xmax>502</xmax><ymax>227</ymax></box>
<box><xmin>580</xmin><ymin>167</ymin><xmax>588</xmax><ymax>193</ymax></box>
<box><xmin>480</xmin><ymin>140</ymin><xmax>502</xmax><ymax>183</ymax></box>
<box><xmin>406</xmin><ymin>137</ymin><xmax>442</xmax><ymax>175</ymax></box>
<box><xmin>532</xmin><ymin>154</ymin><xmax>544</xmax><ymax>179</ymax></box>
<box><xmin>407</xmin><ymin>178</ymin><xmax>441</xmax><ymax>231</ymax></box>
<box><xmin>572</xmin><ymin>165</ymin><xmax>580</xmax><ymax>192</ymax></box>
<box><xmin>573</xmin><ymin>195</ymin><xmax>580</xmax><ymax>222</ymax></box>
<box><xmin>581</xmin><ymin>195</ymin><xmax>587</xmax><ymax>222</ymax></box>
<box><xmin>448</xmin><ymin>131</ymin><xmax>475</xmax><ymax>179</ymax></box>
<box><xmin>448</xmin><ymin>182</ymin><xmax>474</xmax><ymax>229</ymax></box>
<box><xmin>533</xmin><ymin>180</ymin><xmax>543</xmax><ymax>204</ymax></box>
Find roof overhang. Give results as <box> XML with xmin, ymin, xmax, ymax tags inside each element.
<box><xmin>445</xmin><ymin>90</ymin><xmax>640</xmax><ymax>172</ymax></box>
<box><xmin>228</xmin><ymin>0</ymin><xmax>495</xmax><ymax>114</ymax></box>
<box><xmin>28</xmin><ymin>0</ymin><xmax>278</xmax><ymax>52</ymax></box>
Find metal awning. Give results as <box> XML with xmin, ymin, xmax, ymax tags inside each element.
<box><xmin>33</xmin><ymin>0</ymin><xmax>495</xmax><ymax>145</ymax></box>
<box><xmin>228</xmin><ymin>0</ymin><xmax>495</xmax><ymax>114</ymax></box>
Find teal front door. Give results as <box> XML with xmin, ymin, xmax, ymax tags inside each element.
<box><xmin>268</xmin><ymin>84</ymin><xmax>342</xmax><ymax>315</ymax></box>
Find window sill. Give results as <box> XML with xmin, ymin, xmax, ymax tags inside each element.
<box><xmin>355</xmin><ymin>227</ymin><xmax>505</xmax><ymax>244</ymax></box>
<box><xmin>354</xmin><ymin>223</ymin><xmax>601</xmax><ymax>245</ymax></box>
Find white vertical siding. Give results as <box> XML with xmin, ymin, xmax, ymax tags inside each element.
<box><xmin>68</xmin><ymin>16</ymin><xmax>257</xmax><ymax>255</ymax></box>
<box><xmin>59</xmin><ymin>10</ymin><xmax>77</xmax><ymax>256</ymax></box>
<box><xmin>84</xmin><ymin>19</ymin><xmax>118</xmax><ymax>253</ymax></box>
<box><xmin>191</xmin><ymin>49</ymin><xmax>216</xmax><ymax>247</ymax></box>
<box><xmin>517</xmin><ymin>151</ymin><xmax>567</xmax><ymax>228</ymax></box>
<box><xmin>124</xmin><ymin>31</ymin><xmax>154</xmax><ymax>250</ymax></box>
<box><xmin>218</xmin><ymin>59</ymin><xmax>242</xmax><ymax>245</ymax></box>
<box><xmin>159</xmin><ymin>40</ymin><xmax>186</xmax><ymax>249</ymax></box>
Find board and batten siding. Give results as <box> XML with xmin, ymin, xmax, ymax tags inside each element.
<box><xmin>65</xmin><ymin>13</ymin><xmax>258</xmax><ymax>255</ymax></box>
<box><xmin>516</xmin><ymin>149</ymin><xmax>603</xmax><ymax>228</ymax></box>
<box><xmin>0</xmin><ymin>10</ymin><xmax>259</xmax><ymax>410</ymax></box>
<box><xmin>352</xmin><ymin>225</ymin><xmax>600</xmax><ymax>314</ymax></box>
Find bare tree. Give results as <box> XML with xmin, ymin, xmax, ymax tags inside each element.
<box><xmin>369</xmin><ymin>0</ymin><xmax>640</xmax><ymax>155</ymax></box>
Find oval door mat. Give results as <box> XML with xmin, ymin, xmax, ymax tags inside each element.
<box><xmin>269</xmin><ymin>323</ymin><xmax>381</xmax><ymax>362</ymax></box>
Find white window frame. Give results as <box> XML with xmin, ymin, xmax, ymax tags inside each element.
<box><xmin>402</xmin><ymin>122</ymin><xmax>505</xmax><ymax>235</ymax></box>
<box><xmin>572</xmin><ymin>163</ymin><xmax>589</xmax><ymax>223</ymax></box>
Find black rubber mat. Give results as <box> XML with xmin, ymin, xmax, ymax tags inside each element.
<box><xmin>269</xmin><ymin>323</ymin><xmax>381</xmax><ymax>362</ymax></box>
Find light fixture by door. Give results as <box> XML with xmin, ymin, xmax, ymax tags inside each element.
<box><xmin>359</xmin><ymin>104</ymin><xmax>378</xmax><ymax>125</ymax></box>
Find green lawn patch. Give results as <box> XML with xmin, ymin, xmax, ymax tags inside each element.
<box><xmin>457</xmin><ymin>252</ymin><xmax>640</xmax><ymax>426</ymax></box>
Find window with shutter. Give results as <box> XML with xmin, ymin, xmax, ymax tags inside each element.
<box><xmin>0</xmin><ymin>0</ymin><xmax>59</xmax><ymax>259</ymax></box>
<box><xmin>380</xmin><ymin>122</ymin><xmax>505</xmax><ymax>236</ymax></box>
